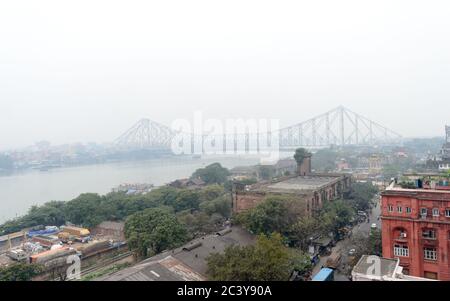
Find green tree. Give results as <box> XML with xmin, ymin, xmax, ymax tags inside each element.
<box><xmin>294</xmin><ymin>148</ymin><xmax>312</xmax><ymax>165</ymax></box>
<box><xmin>287</xmin><ymin>217</ymin><xmax>322</xmax><ymax>251</ymax></box>
<box><xmin>64</xmin><ymin>193</ymin><xmax>106</xmax><ymax>227</ymax></box>
<box><xmin>350</xmin><ymin>229</ymin><xmax>382</xmax><ymax>265</ymax></box>
<box><xmin>236</xmin><ymin>196</ymin><xmax>305</xmax><ymax>236</ymax></box>
<box><xmin>125</xmin><ymin>208</ymin><xmax>188</xmax><ymax>257</ymax></box>
<box><xmin>0</xmin><ymin>263</ymin><xmax>43</xmax><ymax>281</ymax></box>
<box><xmin>348</xmin><ymin>182</ymin><xmax>378</xmax><ymax>212</ymax></box>
<box><xmin>199</xmin><ymin>195</ymin><xmax>232</xmax><ymax>219</ymax></box>
<box><xmin>192</xmin><ymin>163</ymin><xmax>230</xmax><ymax>184</ymax></box>
<box><xmin>320</xmin><ymin>199</ymin><xmax>355</xmax><ymax>235</ymax></box>
<box><xmin>206</xmin><ymin>233</ymin><xmax>311</xmax><ymax>281</ymax></box>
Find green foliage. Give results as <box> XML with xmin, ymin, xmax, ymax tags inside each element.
<box><xmin>0</xmin><ymin>263</ymin><xmax>43</xmax><ymax>281</ymax></box>
<box><xmin>206</xmin><ymin>233</ymin><xmax>311</xmax><ymax>281</ymax></box>
<box><xmin>348</xmin><ymin>182</ymin><xmax>378</xmax><ymax>211</ymax></box>
<box><xmin>125</xmin><ymin>208</ymin><xmax>188</xmax><ymax>257</ymax></box>
<box><xmin>81</xmin><ymin>263</ymin><xmax>131</xmax><ymax>281</ymax></box>
<box><xmin>0</xmin><ymin>184</ymin><xmax>228</xmax><ymax>236</ymax></box>
<box><xmin>320</xmin><ymin>199</ymin><xmax>356</xmax><ymax>235</ymax></box>
<box><xmin>286</xmin><ymin>217</ymin><xmax>322</xmax><ymax>250</ymax></box>
<box><xmin>258</xmin><ymin>165</ymin><xmax>275</xmax><ymax>180</ymax></box>
<box><xmin>235</xmin><ymin>196</ymin><xmax>305</xmax><ymax>236</ymax></box>
<box><xmin>192</xmin><ymin>163</ymin><xmax>230</xmax><ymax>184</ymax></box>
<box><xmin>199</xmin><ymin>195</ymin><xmax>231</xmax><ymax>218</ymax></box>
<box><xmin>294</xmin><ymin>148</ymin><xmax>311</xmax><ymax>165</ymax></box>
<box><xmin>368</xmin><ymin>229</ymin><xmax>382</xmax><ymax>256</ymax></box>
<box><xmin>177</xmin><ymin>211</ymin><xmax>224</xmax><ymax>237</ymax></box>
<box><xmin>351</xmin><ymin>229</ymin><xmax>382</xmax><ymax>263</ymax></box>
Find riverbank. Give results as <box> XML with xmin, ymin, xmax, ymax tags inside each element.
<box><xmin>0</xmin><ymin>156</ymin><xmax>261</xmax><ymax>223</ymax></box>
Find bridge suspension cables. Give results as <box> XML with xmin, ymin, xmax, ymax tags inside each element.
<box><xmin>278</xmin><ymin>106</ymin><xmax>403</xmax><ymax>150</ymax></box>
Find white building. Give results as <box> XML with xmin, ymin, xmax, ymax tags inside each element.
<box><xmin>352</xmin><ymin>255</ymin><xmax>436</xmax><ymax>281</ymax></box>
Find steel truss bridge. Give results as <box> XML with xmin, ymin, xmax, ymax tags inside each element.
<box><xmin>114</xmin><ymin>106</ymin><xmax>403</xmax><ymax>153</ymax></box>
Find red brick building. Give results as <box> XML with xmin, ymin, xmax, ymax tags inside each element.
<box><xmin>232</xmin><ymin>155</ymin><xmax>351</xmax><ymax>217</ymax></box>
<box><xmin>381</xmin><ymin>179</ymin><xmax>450</xmax><ymax>280</ymax></box>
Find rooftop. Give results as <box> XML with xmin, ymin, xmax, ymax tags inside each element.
<box><xmin>352</xmin><ymin>255</ymin><xmax>398</xmax><ymax>279</ymax></box>
<box><xmin>98</xmin><ymin>226</ymin><xmax>254</xmax><ymax>281</ymax></box>
<box><xmin>384</xmin><ymin>178</ymin><xmax>450</xmax><ymax>196</ymax></box>
<box><xmin>249</xmin><ymin>174</ymin><xmax>348</xmax><ymax>194</ymax></box>
<box><xmin>352</xmin><ymin>255</ymin><xmax>436</xmax><ymax>281</ymax></box>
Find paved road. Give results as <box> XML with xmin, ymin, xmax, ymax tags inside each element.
<box><xmin>311</xmin><ymin>195</ymin><xmax>382</xmax><ymax>281</ymax></box>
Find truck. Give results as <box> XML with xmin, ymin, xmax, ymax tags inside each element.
<box><xmin>312</xmin><ymin>268</ymin><xmax>335</xmax><ymax>281</ymax></box>
<box><xmin>76</xmin><ymin>240</ymin><xmax>111</xmax><ymax>257</ymax></box>
<box><xmin>29</xmin><ymin>247</ymin><xmax>76</xmax><ymax>265</ymax></box>
<box><xmin>58</xmin><ymin>232</ymin><xmax>76</xmax><ymax>243</ymax></box>
<box><xmin>60</xmin><ymin>226</ymin><xmax>91</xmax><ymax>242</ymax></box>
<box><xmin>32</xmin><ymin>235</ymin><xmax>60</xmax><ymax>248</ymax></box>
<box><xmin>7</xmin><ymin>249</ymin><xmax>28</xmax><ymax>262</ymax></box>
<box><xmin>60</xmin><ymin>226</ymin><xmax>90</xmax><ymax>237</ymax></box>
<box><xmin>325</xmin><ymin>251</ymin><xmax>342</xmax><ymax>270</ymax></box>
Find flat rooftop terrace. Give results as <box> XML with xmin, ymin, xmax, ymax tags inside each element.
<box><xmin>250</xmin><ymin>174</ymin><xmax>346</xmax><ymax>194</ymax></box>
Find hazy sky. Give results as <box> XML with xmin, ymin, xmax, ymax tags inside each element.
<box><xmin>1</xmin><ymin>0</ymin><xmax>449</xmax><ymax>150</ymax></box>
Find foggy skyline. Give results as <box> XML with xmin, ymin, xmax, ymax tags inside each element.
<box><xmin>1</xmin><ymin>1</ymin><xmax>450</xmax><ymax>150</ymax></box>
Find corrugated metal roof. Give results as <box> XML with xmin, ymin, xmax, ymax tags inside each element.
<box><xmin>99</xmin><ymin>226</ymin><xmax>254</xmax><ymax>281</ymax></box>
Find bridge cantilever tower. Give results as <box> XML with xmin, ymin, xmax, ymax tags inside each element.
<box><xmin>114</xmin><ymin>118</ymin><xmax>175</xmax><ymax>150</ymax></box>
<box><xmin>278</xmin><ymin>106</ymin><xmax>402</xmax><ymax>150</ymax></box>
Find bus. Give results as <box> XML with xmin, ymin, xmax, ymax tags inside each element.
<box><xmin>312</xmin><ymin>268</ymin><xmax>335</xmax><ymax>281</ymax></box>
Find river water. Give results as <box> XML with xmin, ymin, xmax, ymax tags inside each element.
<box><xmin>0</xmin><ymin>156</ymin><xmax>261</xmax><ymax>223</ymax></box>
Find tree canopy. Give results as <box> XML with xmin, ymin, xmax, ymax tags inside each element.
<box><xmin>125</xmin><ymin>207</ymin><xmax>188</xmax><ymax>257</ymax></box>
<box><xmin>0</xmin><ymin>263</ymin><xmax>43</xmax><ymax>281</ymax></box>
<box><xmin>294</xmin><ymin>148</ymin><xmax>311</xmax><ymax>165</ymax></box>
<box><xmin>191</xmin><ymin>163</ymin><xmax>230</xmax><ymax>184</ymax></box>
<box><xmin>235</xmin><ymin>195</ymin><xmax>306</xmax><ymax>237</ymax></box>
<box><xmin>206</xmin><ymin>233</ymin><xmax>311</xmax><ymax>281</ymax></box>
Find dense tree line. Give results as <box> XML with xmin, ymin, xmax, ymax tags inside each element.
<box><xmin>0</xmin><ymin>263</ymin><xmax>42</xmax><ymax>281</ymax></box>
<box><xmin>0</xmin><ymin>185</ymin><xmax>230</xmax><ymax>235</ymax></box>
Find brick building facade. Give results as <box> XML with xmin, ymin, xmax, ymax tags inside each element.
<box><xmin>381</xmin><ymin>182</ymin><xmax>450</xmax><ymax>280</ymax></box>
<box><xmin>232</xmin><ymin>156</ymin><xmax>351</xmax><ymax>216</ymax></box>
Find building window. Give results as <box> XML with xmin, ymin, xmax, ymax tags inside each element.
<box><xmin>397</xmin><ymin>206</ymin><xmax>402</xmax><ymax>213</ymax></box>
<box><xmin>422</xmin><ymin>229</ymin><xmax>437</xmax><ymax>239</ymax></box>
<box><xmin>424</xmin><ymin>248</ymin><xmax>437</xmax><ymax>261</ymax></box>
<box><xmin>406</xmin><ymin>207</ymin><xmax>412</xmax><ymax>214</ymax></box>
<box><xmin>420</xmin><ymin>208</ymin><xmax>428</xmax><ymax>216</ymax></box>
<box><xmin>388</xmin><ymin>205</ymin><xmax>394</xmax><ymax>212</ymax></box>
<box><xmin>432</xmin><ymin>208</ymin><xmax>440</xmax><ymax>217</ymax></box>
<box><xmin>445</xmin><ymin>209</ymin><xmax>450</xmax><ymax>217</ymax></box>
<box><xmin>394</xmin><ymin>245</ymin><xmax>409</xmax><ymax>257</ymax></box>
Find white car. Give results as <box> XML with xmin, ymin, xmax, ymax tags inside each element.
<box><xmin>371</xmin><ymin>223</ymin><xmax>378</xmax><ymax>229</ymax></box>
